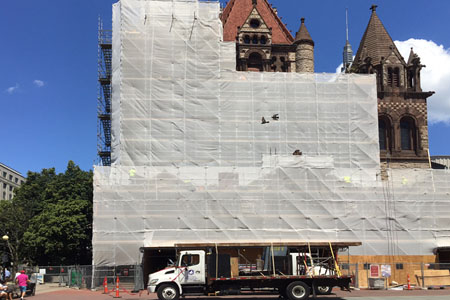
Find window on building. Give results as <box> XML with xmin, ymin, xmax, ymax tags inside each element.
<box><xmin>9</xmin><ymin>186</ymin><xmax>13</xmax><ymax>191</ymax></box>
<box><xmin>9</xmin><ymin>194</ymin><xmax>12</xmax><ymax>200</ymax></box>
<box><xmin>387</xmin><ymin>67</ymin><xmax>400</xmax><ymax>87</ymax></box>
<box><xmin>260</xmin><ymin>35</ymin><xmax>267</xmax><ymax>44</ymax></box>
<box><xmin>247</xmin><ymin>52</ymin><xmax>263</xmax><ymax>72</ymax></box>
<box><xmin>2</xmin><ymin>192</ymin><xmax>5</xmax><ymax>199</ymax></box>
<box><xmin>393</xmin><ymin>68</ymin><xmax>400</xmax><ymax>87</ymax></box>
<box><xmin>3</xmin><ymin>183</ymin><xmax>6</xmax><ymax>189</ymax></box>
<box><xmin>280</xmin><ymin>56</ymin><xmax>286</xmax><ymax>72</ymax></box>
<box><xmin>400</xmin><ymin>117</ymin><xmax>417</xmax><ymax>151</ymax></box>
<box><xmin>252</xmin><ymin>35</ymin><xmax>258</xmax><ymax>44</ymax></box>
<box><xmin>9</xmin><ymin>175</ymin><xmax>12</xmax><ymax>181</ymax></box>
<box><xmin>20</xmin><ymin>180</ymin><xmax>24</xmax><ymax>185</ymax></box>
<box><xmin>407</xmin><ymin>70</ymin><xmax>415</xmax><ymax>88</ymax></box>
<box><xmin>250</xmin><ymin>19</ymin><xmax>260</xmax><ymax>29</ymax></box>
<box><xmin>15</xmin><ymin>177</ymin><xmax>18</xmax><ymax>183</ymax></box>
<box><xmin>2</xmin><ymin>172</ymin><xmax>6</xmax><ymax>178</ymax></box>
<box><xmin>379</xmin><ymin>117</ymin><xmax>392</xmax><ymax>151</ymax></box>
<box><xmin>244</xmin><ymin>35</ymin><xmax>250</xmax><ymax>44</ymax></box>
<box><xmin>387</xmin><ymin>68</ymin><xmax>393</xmax><ymax>86</ymax></box>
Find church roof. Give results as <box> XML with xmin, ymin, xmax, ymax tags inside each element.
<box><xmin>353</xmin><ymin>5</ymin><xmax>404</xmax><ymax>65</ymax></box>
<box><xmin>221</xmin><ymin>0</ymin><xmax>294</xmax><ymax>44</ymax></box>
<box><xmin>294</xmin><ymin>18</ymin><xmax>314</xmax><ymax>45</ymax></box>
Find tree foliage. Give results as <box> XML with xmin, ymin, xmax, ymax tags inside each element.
<box><xmin>0</xmin><ymin>161</ymin><xmax>93</xmax><ymax>266</ymax></box>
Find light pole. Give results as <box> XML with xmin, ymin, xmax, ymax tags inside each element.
<box><xmin>2</xmin><ymin>235</ymin><xmax>8</xmax><ymax>281</ymax></box>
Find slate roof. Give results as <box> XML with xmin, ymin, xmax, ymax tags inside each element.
<box><xmin>353</xmin><ymin>5</ymin><xmax>404</xmax><ymax>65</ymax></box>
<box><xmin>294</xmin><ymin>18</ymin><xmax>314</xmax><ymax>45</ymax></box>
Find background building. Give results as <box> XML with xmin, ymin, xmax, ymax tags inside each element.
<box><xmin>0</xmin><ymin>163</ymin><xmax>25</xmax><ymax>200</ymax></box>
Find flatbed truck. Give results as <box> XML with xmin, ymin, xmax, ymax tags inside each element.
<box><xmin>147</xmin><ymin>242</ymin><xmax>359</xmax><ymax>300</ymax></box>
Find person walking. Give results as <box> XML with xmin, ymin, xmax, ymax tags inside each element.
<box><xmin>15</xmin><ymin>270</ymin><xmax>28</xmax><ymax>300</ymax></box>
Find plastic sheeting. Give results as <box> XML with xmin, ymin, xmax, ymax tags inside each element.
<box><xmin>93</xmin><ymin>0</ymin><xmax>450</xmax><ymax>266</ymax></box>
<box><xmin>110</xmin><ymin>0</ymin><xmax>379</xmax><ymax>170</ymax></box>
<box><xmin>93</xmin><ymin>166</ymin><xmax>450</xmax><ymax>265</ymax></box>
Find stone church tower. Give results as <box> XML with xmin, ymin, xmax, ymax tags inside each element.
<box><xmin>220</xmin><ymin>0</ymin><xmax>314</xmax><ymax>73</ymax></box>
<box><xmin>351</xmin><ymin>5</ymin><xmax>434</xmax><ymax>168</ymax></box>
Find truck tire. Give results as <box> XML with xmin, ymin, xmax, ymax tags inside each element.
<box><xmin>286</xmin><ymin>281</ymin><xmax>310</xmax><ymax>300</ymax></box>
<box><xmin>157</xmin><ymin>284</ymin><xmax>180</xmax><ymax>300</ymax></box>
<box><xmin>315</xmin><ymin>285</ymin><xmax>332</xmax><ymax>295</ymax></box>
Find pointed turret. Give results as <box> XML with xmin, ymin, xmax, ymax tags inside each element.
<box><xmin>294</xmin><ymin>18</ymin><xmax>314</xmax><ymax>73</ymax></box>
<box><xmin>352</xmin><ymin>4</ymin><xmax>405</xmax><ymax>68</ymax></box>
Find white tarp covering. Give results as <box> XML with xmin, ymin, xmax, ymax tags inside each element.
<box><xmin>93</xmin><ymin>0</ymin><xmax>450</xmax><ymax>266</ymax></box>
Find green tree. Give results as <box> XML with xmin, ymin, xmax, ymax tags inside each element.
<box><xmin>1</xmin><ymin>161</ymin><xmax>93</xmax><ymax>266</ymax></box>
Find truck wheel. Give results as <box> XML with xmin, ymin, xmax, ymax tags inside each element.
<box><xmin>157</xmin><ymin>284</ymin><xmax>180</xmax><ymax>300</ymax></box>
<box><xmin>315</xmin><ymin>285</ymin><xmax>332</xmax><ymax>295</ymax></box>
<box><xmin>286</xmin><ymin>281</ymin><xmax>310</xmax><ymax>300</ymax></box>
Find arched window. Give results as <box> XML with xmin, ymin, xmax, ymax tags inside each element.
<box><xmin>379</xmin><ymin>116</ymin><xmax>392</xmax><ymax>151</ymax></box>
<box><xmin>260</xmin><ymin>35</ymin><xmax>267</xmax><ymax>45</ymax></box>
<box><xmin>244</xmin><ymin>35</ymin><xmax>250</xmax><ymax>44</ymax></box>
<box><xmin>252</xmin><ymin>35</ymin><xmax>258</xmax><ymax>44</ymax></box>
<box><xmin>248</xmin><ymin>52</ymin><xmax>263</xmax><ymax>72</ymax></box>
<box><xmin>400</xmin><ymin>117</ymin><xmax>417</xmax><ymax>151</ymax></box>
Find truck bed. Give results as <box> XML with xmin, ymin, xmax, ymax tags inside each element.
<box><xmin>211</xmin><ymin>274</ymin><xmax>352</xmax><ymax>281</ymax></box>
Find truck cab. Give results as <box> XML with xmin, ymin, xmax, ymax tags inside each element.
<box><xmin>148</xmin><ymin>250</ymin><xmax>206</xmax><ymax>299</ymax></box>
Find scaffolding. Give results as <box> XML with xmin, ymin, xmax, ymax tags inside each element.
<box><xmin>97</xmin><ymin>18</ymin><xmax>112</xmax><ymax>166</ymax></box>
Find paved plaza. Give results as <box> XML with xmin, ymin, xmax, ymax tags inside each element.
<box><xmin>29</xmin><ymin>284</ymin><xmax>450</xmax><ymax>300</ymax></box>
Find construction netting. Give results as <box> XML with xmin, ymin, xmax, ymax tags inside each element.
<box><xmin>93</xmin><ymin>0</ymin><xmax>450</xmax><ymax>266</ymax></box>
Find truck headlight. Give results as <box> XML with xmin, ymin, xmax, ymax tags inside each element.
<box><xmin>149</xmin><ymin>279</ymin><xmax>159</xmax><ymax>285</ymax></box>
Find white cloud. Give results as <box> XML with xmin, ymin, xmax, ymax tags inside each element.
<box><xmin>33</xmin><ymin>79</ymin><xmax>45</xmax><ymax>87</ymax></box>
<box><xmin>335</xmin><ymin>63</ymin><xmax>343</xmax><ymax>74</ymax></box>
<box><xmin>5</xmin><ymin>83</ymin><xmax>19</xmax><ymax>94</ymax></box>
<box><xmin>395</xmin><ymin>39</ymin><xmax>450</xmax><ymax>124</ymax></box>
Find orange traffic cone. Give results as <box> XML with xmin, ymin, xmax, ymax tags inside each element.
<box><xmin>103</xmin><ymin>276</ymin><xmax>108</xmax><ymax>294</ymax></box>
<box><xmin>113</xmin><ymin>277</ymin><xmax>121</xmax><ymax>298</ymax></box>
<box><xmin>407</xmin><ymin>274</ymin><xmax>411</xmax><ymax>290</ymax></box>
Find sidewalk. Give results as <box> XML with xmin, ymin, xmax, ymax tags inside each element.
<box><xmin>29</xmin><ymin>285</ymin><xmax>450</xmax><ymax>300</ymax></box>
<box><xmin>34</xmin><ymin>283</ymin><xmax>71</xmax><ymax>294</ymax></box>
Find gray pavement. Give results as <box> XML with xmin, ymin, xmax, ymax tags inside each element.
<box><xmin>28</xmin><ymin>284</ymin><xmax>450</xmax><ymax>300</ymax></box>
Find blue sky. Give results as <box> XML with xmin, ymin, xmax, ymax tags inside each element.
<box><xmin>1</xmin><ymin>0</ymin><xmax>449</xmax><ymax>175</ymax></box>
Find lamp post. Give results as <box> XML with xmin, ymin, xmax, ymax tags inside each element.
<box><xmin>2</xmin><ymin>235</ymin><xmax>8</xmax><ymax>281</ymax></box>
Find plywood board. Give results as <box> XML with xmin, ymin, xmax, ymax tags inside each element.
<box><xmin>414</xmin><ymin>270</ymin><xmax>450</xmax><ymax>287</ymax></box>
<box><xmin>230</xmin><ymin>257</ymin><xmax>239</xmax><ymax>277</ymax></box>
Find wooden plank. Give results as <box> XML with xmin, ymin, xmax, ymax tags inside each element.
<box><xmin>414</xmin><ymin>270</ymin><xmax>450</xmax><ymax>287</ymax></box>
<box><xmin>230</xmin><ymin>257</ymin><xmax>239</xmax><ymax>277</ymax></box>
<box><xmin>173</xmin><ymin>241</ymin><xmax>361</xmax><ymax>248</ymax></box>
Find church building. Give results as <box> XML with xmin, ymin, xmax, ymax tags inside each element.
<box><xmin>220</xmin><ymin>0</ymin><xmax>434</xmax><ymax>168</ymax></box>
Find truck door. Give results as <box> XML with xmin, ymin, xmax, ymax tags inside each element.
<box><xmin>179</xmin><ymin>252</ymin><xmax>205</xmax><ymax>285</ymax></box>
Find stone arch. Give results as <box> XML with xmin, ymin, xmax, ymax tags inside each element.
<box><xmin>247</xmin><ymin>51</ymin><xmax>264</xmax><ymax>72</ymax></box>
<box><xmin>378</xmin><ymin>114</ymin><xmax>394</xmax><ymax>152</ymax></box>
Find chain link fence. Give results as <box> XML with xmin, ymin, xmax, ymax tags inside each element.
<box><xmin>33</xmin><ymin>262</ymin><xmax>450</xmax><ymax>291</ymax></box>
<box><xmin>37</xmin><ymin>265</ymin><xmax>143</xmax><ymax>291</ymax></box>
